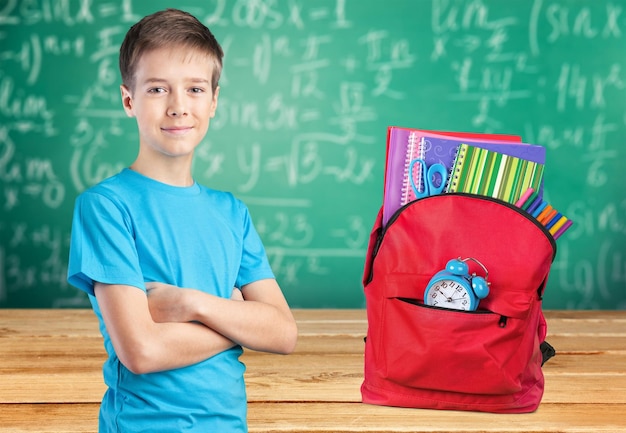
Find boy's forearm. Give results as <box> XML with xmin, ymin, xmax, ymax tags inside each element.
<box><xmin>184</xmin><ymin>284</ymin><xmax>297</xmax><ymax>355</ymax></box>
<box><xmin>136</xmin><ymin>320</ymin><xmax>237</xmax><ymax>373</ymax></box>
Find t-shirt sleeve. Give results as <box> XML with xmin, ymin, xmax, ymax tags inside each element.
<box><xmin>67</xmin><ymin>191</ymin><xmax>146</xmax><ymax>296</ymax></box>
<box><xmin>235</xmin><ymin>201</ymin><xmax>275</xmax><ymax>288</ymax></box>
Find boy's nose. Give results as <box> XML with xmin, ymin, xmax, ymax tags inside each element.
<box><xmin>168</xmin><ymin>108</ymin><xmax>186</xmax><ymax>117</ymax></box>
<box><xmin>167</xmin><ymin>94</ymin><xmax>187</xmax><ymax>117</ymax></box>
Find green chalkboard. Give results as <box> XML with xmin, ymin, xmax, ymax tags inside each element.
<box><xmin>1</xmin><ymin>0</ymin><xmax>624</xmax><ymax>309</ymax></box>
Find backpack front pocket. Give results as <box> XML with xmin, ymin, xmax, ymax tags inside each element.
<box><xmin>379</xmin><ymin>295</ymin><xmax>540</xmax><ymax>396</ymax></box>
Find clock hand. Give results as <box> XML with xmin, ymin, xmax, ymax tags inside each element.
<box><xmin>435</xmin><ymin>288</ymin><xmax>453</xmax><ymax>302</ymax></box>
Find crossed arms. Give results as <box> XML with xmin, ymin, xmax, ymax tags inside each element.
<box><xmin>94</xmin><ymin>279</ymin><xmax>298</xmax><ymax>374</ymax></box>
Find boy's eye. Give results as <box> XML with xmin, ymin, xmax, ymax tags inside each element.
<box><xmin>148</xmin><ymin>87</ymin><xmax>166</xmax><ymax>94</ymax></box>
<box><xmin>190</xmin><ymin>87</ymin><xmax>205</xmax><ymax>93</ymax></box>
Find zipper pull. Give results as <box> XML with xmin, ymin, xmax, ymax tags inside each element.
<box><xmin>499</xmin><ymin>316</ymin><xmax>508</xmax><ymax>328</ymax></box>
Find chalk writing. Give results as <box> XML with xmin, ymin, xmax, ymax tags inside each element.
<box><xmin>213</xmin><ymin>95</ymin><xmax>298</xmax><ymax>131</ymax></box>
<box><xmin>555</xmin><ymin>63</ymin><xmax>624</xmax><ymax>112</ymax></box>
<box><xmin>0</xmin><ymin>0</ymin><xmax>94</xmax><ymax>26</ymax></box>
<box><xmin>69</xmin><ymin>119</ymin><xmax>127</xmax><ymax>192</ymax></box>
<box><xmin>545</xmin><ymin>3</ymin><xmax>624</xmax><ymax>42</ymax></box>
<box><xmin>0</xmin><ymin>127</ymin><xmax>64</xmax><ymax>210</ymax></box>
<box><xmin>0</xmin><ymin>76</ymin><xmax>53</xmax><ymax>120</ymax></box>
<box><xmin>552</xmin><ymin>241</ymin><xmax>626</xmax><ymax>309</ymax></box>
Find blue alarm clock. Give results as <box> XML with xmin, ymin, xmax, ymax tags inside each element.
<box><xmin>423</xmin><ymin>257</ymin><xmax>490</xmax><ymax>311</ymax></box>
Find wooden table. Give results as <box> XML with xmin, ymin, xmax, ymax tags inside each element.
<box><xmin>1</xmin><ymin>309</ymin><xmax>625</xmax><ymax>432</ymax></box>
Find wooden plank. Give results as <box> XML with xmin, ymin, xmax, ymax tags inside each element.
<box><xmin>545</xmin><ymin>310</ymin><xmax>626</xmax><ymax>321</ymax></box>
<box><xmin>247</xmin><ymin>402</ymin><xmax>626</xmax><ymax>432</ymax></box>
<box><xmin>546</xmin><ymin>334</ymin><xmax>626</xmax><ymax>352</ymax></box>
<box><xmin>542</xmin><ymin>375</ymin><xmax>626</xmax><ymax>403</ymax></box>
<box><xmin>0</xmin><ymin>309</ymin><xmax>100</xmax><ymax>337</ymax></box>
<box><xmin>0</xmin><ymin>403</ymin><xmax>99</xmax><ymax>433</ymax></box>
<box><xmin>0</xmin><ymin>373</ymin><xmax>104</xmax><ymax>404</ymax></box>
<box><xmin>292</xmin><ymin>309</ymin><xmax>368</xmax><ymax>322</ymax></box>
<box><xmin>0</xmin><ymin>337</ymin><xmax>105</xmax><ymax>367</ymax></box>
<box><xmin>1</xmin><ymin>403</ymin><xmax>626</xmax><ymax>433</ymax></box>
<box><xmin>541</xmin><ymin>352</ymin><xmax>626</xmax><ymax>373</ymax></box>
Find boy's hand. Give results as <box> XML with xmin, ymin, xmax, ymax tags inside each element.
<box><xmin>146</xmin><ymin>283</ymin><xmax>246</xmax><ymax>323</ymax></box>
<box><xmin>146</xmin><ymin>282</ymin><xmax>192</xmax><ymax>323</ymax></box>
<box><xmin>231</xmin><ymin>288</ymin><xmax>244</xmax><ymax>301</ymax></box>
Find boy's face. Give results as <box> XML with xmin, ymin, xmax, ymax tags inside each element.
<box><xmin>120</xmin><ymin>46</ymin><xmax>219</xmax><ymax>163</ymax></box>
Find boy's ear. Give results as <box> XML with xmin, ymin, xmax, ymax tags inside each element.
<box><xmin>210</xmin><ymin>86</ymin><xmax>220</xmax><ymax>118</ymax></box>
<box><xmin>120</xmin><ymin>85</ymin><xmax>135</xmax><ymax>117</ymax></box>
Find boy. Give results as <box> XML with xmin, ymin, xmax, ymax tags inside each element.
<box><xmin>67</xmin><ymin>9</ymin><xmax>298</xmax><ymax>432</ymax></box>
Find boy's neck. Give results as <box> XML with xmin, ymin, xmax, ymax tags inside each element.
<box><xmin>130</xmin><ymin>158</ymin><xmax>195</xmax><ymax>187</ymax></box>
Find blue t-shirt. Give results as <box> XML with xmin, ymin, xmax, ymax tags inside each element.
<box><xmin>67</xmin><ymin>168</ymin><xmax>274</xmax><ymax>432</ymax></box>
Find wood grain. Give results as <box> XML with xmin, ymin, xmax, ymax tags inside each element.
<box><xmin>1</xmin><ymin>309</ymin><xmax>625</xmax><ymax>432</ymax></box>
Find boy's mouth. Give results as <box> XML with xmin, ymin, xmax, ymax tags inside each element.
<box><xmin>162</xmin><ymin>126</ymin><xmax>192</xmax><ymax>135</ymax></box>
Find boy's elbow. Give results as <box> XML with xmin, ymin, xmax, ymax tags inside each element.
<box><xmin>282</xmin><ymin>337</ymin><xmax>297</xmax><ymax>355</ymax></box>
<box><xmin>122</xmin><ymin>356</ymin><xmax>153</xmax><ymax>375</ymax></box>
<box><xmin>278</xmin><ymin>319</ymin><xmax>298</xmax><ymax>355</ymax></box>
<box><xmin>117</xmin><ymin>342</ymin><xmax>159</xmax><ymax>375</ymax></box>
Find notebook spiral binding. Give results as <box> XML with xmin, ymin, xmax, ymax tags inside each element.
<box><xmin>445</xmin><ymin>142</ymin><xmax>467</xmax><ymax>192</ymax></box>
<box><xmin>400</xmin><ymin>132</ymin><xmax>424</xmax><ymax>206</ymax></box>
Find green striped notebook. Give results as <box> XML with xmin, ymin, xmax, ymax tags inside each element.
<box><xmin>446</xmin><ymin>143</ymin><xmax>544</xmax><ymax>203</ymax></box>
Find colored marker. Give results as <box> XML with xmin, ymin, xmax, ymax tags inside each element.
<box><xmin>553</xmin><ymin>220</ymin><xmax>573</xmax><ymax>240</ymax></box>
<box><xmin>522</xmin><ymin>191</ymin><xmax>540</xmax><ymax>211</ymax></box>
<box><xmin>532</xmin><ymin>201</ymin><xmax>548</xmax><ymax>218</ymax></box>
<box><xmin>515</xmin><ymin>187</ymin><xmax>535</xmax><ymax>208</ymax></box>
<box><xmin>549</xmin><ymin>216</ymin><xmax>568</xmax><ymax>235</ymax></box>
<box><xmin>540</xmin><ymin>208</ymin><xmax>558</xmax><ymax>225</ymax></box>
<box><xmin>545</xmin><ymin>212</ymin><xmax>563</xmax><ymax>230</ymax></box>
<box><xmin>527</xmin><ymin>197</ymin><xmax>544</xmax><ymax>215</ymax></box>
<box><xmin>537</xmin><ymin>205</ymin><xmax>553</xmax><ymax>223</ymax></box>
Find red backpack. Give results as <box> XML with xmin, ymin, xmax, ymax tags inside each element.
<box><xmin>361</xmin><ymin>193</ymin><xmax>556</xmax><ymax>413</ymax></box>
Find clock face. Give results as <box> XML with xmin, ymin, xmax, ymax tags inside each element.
<box><xmin>425</xmin><ymin>278</ymin><xmax>472</xmax><ymax>310</ymax></box>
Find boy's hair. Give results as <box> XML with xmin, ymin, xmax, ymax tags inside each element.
<box><xmin>119</xmin><ymin>8</ymin><xmax>224</xmax><ymax>92</ymax></box>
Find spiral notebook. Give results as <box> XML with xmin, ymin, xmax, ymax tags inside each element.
<box><xmin>445</xmin><ymin>143</ymin><xmax>545</xmax><ymax>204</ymax></box>
<box><xmin>382</xmin><ymin>126</ymin><xmax>523</xmax><ymax>226</ymax></box>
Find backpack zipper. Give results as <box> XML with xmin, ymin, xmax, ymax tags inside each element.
<box><xmin>381</xmin><ymin>193</ymin><xmax>556</xmax><ymax>255</ymax></box>
<box><xmin>366</xmin><ymin>193</ymin><xmax>557</xmax><ymax>285</ymax></box>
<box><xmin>399</xmin><ymin>298</ymin><xmax>510</xmax><ymax>326</ymax></box>
<box><xmin>366</xmin><ymin>227</ymin><xmax>384</xmax><ymax>284</ymax></box>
